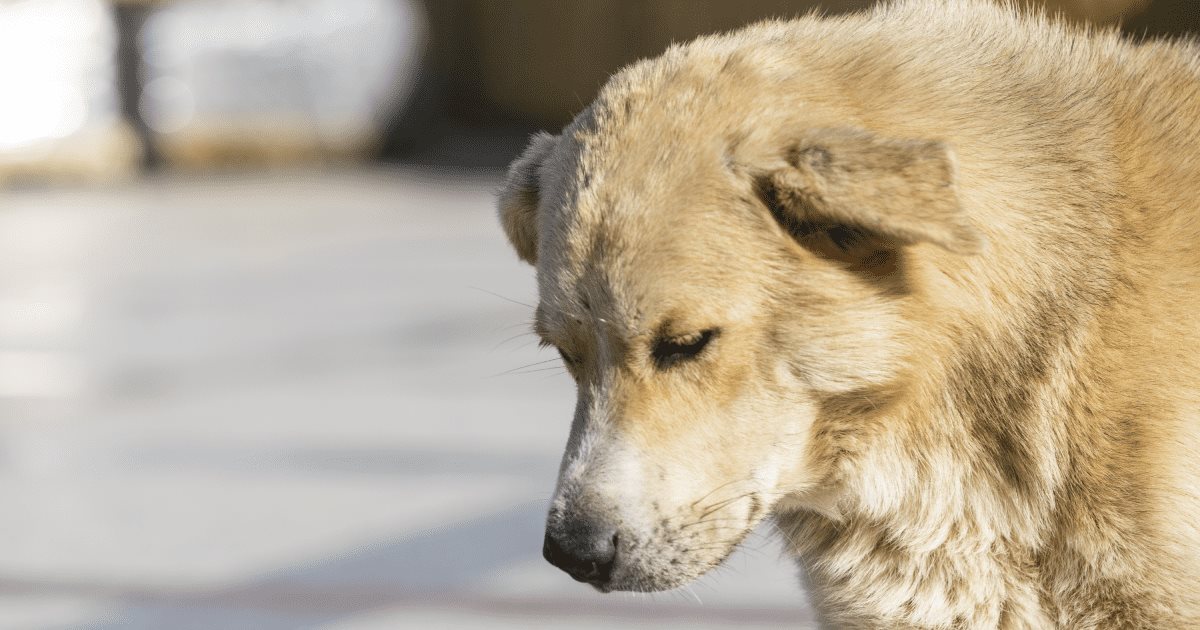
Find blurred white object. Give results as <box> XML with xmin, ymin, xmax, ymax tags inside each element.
<box><xmin>140</xmin><ymin>0</ymin><xmax>425</xmax><ymax>166</ymax></box>
<box><xmin>0</xmin><ymin>0</ymin><xmax>139</xmax><ymax>182</ymax></box>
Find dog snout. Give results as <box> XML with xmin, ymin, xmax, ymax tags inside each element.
<box><xmin>542</xmin><ymin>512</ymin><xmax>619</xmax><ymax>588</ymax></box>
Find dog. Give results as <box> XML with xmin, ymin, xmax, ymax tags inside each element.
<box><xmin>496</xmin><ymin>0</ymin><xmax>1200</xmax><ymax>626</ymax></box>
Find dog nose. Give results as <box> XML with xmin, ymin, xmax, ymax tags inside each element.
<box><xmin>542</xmin><ymin>522</ymin><xmax>618</xmax><ymax>587</ymax></box>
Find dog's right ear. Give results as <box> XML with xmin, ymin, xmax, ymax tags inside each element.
<box><xmin>498</xmin><ymin>132</ymin><xmax>558</xmax><ymax>265</ymax></box>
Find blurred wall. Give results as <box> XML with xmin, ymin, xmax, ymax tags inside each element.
<box><xmin>1123</xmin><ymin>0</ymin><xmax>1200</xmax><ymax>38</ymax></box>
<box><xmin>466</xmin><ymin>0</ymin><xmax>875</xmax><ymax>125</ymax></box>
<box><xmin>1043</xmin><ymin>0</ymin><xmax>1149</xmax><ymax>22</ymax></box>
<box><xmin>0</xmin><ymin>0</ymin><xmax>1190</xmax><ymax>177</ymax></box>
<box><xmin>418</xmin><ymin>0</ymin><xmax>1159</xmax><ymax>131</ymax></box>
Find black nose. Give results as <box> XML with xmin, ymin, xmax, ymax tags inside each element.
<box><xmin>542</xmin><ymin>523</ymin><xmax>618</xmax><ymax>587</ymax></box>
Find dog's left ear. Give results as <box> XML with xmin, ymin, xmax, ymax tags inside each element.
<box><xmin>498</xmin><ymin>132</ymin><xmax>558</xmax><ymax>265</ymax></box>
<box><xmin>761</xmin><ymin>128</ymin><xmax>985</xmax><ymax>255</ymax></box>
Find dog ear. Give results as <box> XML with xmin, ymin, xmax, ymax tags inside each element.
<box><xmin>498</xmin><ymin>132</ymin><xmax>558</xmax><ymax>264</ymax></box>
<box><xmin>760</xmin><ymin>128</ymin><xmax>984</xmax><ymax>256</ymax></box>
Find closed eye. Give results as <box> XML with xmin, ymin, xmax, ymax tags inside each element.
<box><xmin>652</xmin><ymin>329</ymin><xmax>717</xmax><ymax>368</ymax></box>
<box><xmin>556</xmin><ymin>347</ymin><xmax>578</xmax><ymax>366</ymax></box>
<box><xmin>538</xmin><ymin>337</ymin><xmax>578</xmax><ymax>368</ymax></box>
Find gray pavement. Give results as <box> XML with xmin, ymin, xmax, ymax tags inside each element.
<box><xmin>0</xmin><ymin>168</ymin><xmax>815</xmax><ymax>628</ymax></box>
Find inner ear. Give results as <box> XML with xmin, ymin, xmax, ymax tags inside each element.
<box><xmin>754</xmin><ymin>177</ymin><xmax>905</xmax><ymax>284</ymax></box>
<box><xmin>802</xmin><ymin>225</ymin><xmax>902</xmax><ymax>277</ymax></box>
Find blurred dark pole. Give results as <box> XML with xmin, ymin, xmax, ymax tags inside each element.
<box><xmin>380</xmin><ymin>1</ymin><xmax>555</xmax><ymax>169</ymax></box>
<box><xmin>378</xmin><ymin>1</ymin><xmax>489</xmax><ymax>162</ymax></box>
<box><xmin>114</xmin><ymin>3</ymin><xmax>159</xmax><ymax>170</ymax></box>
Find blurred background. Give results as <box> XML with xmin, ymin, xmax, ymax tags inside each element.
<box><xmin>0</xmin><ymin>1</ymin><xmax>1194</xmax><ymax>628</ymax></box>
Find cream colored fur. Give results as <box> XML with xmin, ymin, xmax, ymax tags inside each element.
<box><xmin>498</xmin><ymin>1</ymin><xmax>1200</xmax><ymax>627</ymax></box>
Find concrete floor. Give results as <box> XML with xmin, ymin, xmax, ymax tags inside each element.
<box><xmin>0</xmin><ymin>168</ymin><xmax>816</xmax><ymax>629</ymax></box>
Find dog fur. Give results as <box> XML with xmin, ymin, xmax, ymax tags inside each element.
<box><xmin>497</xmin><ymin>1</ymin><xmax>1200</xmax><ymax>627</ymax></box>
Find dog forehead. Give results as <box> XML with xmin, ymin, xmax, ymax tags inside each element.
<box><xmin>535</xmin><ymin>212</ymin><xmax>766</xmax><ymax>339</ymax></box>
<box><xmin>534</xmin><ymin>233</ymin><xmax>644</xmax><ymax>336</ymax></box>
<box><xmin>532</xmin><ymin>95</ymin><xmax>775</xmax><ymax>332</ymax></box>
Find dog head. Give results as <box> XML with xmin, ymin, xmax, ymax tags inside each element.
<box><xmin>498</xmin><ymin>59</ymin><xmax>983</xmax><ymax>592</ymax></box>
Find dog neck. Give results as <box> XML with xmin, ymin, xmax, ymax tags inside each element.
<box><xmin>772</xmin><ymin>284</ymin><xmax>1178</xmax><ymax>626</ymax></box>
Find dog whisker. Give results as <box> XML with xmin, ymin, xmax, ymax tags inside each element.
<box><xmin>468</xmin><ymin>286</ymin><xmax>535</xmax><ymax>309</ymax></box>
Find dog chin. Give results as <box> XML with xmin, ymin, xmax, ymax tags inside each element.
<box><xmin>603</xmin><ymin>571</ymin><xmax>695</xmax><ymax>594</ymax></box>
<box><xmin>603</xmin><ymin>554</ymin><xmax>725</xmax><ymax>594</ymax></box>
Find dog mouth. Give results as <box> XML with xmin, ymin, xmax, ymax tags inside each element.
<box><xmin>608</xmin><ymin>527</ymin><xmax>754</xmax><ymax>593</ymax></box>
<box><xmin>550</xmin><ymin>509</ymin><xmax>760</xmax><ymax>594</ymax></box>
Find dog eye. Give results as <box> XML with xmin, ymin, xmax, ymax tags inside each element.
<box><xmin>539</xmin><ymin>338</ymin><xmax>578</xmax><ymax>369</ymax></box>
<box><xmin>652</xmin><ymin>329</ymin><xmax>717</xmax><ymax>368</ymax></box>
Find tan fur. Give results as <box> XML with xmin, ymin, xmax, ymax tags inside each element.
<box><xmin>498</xmin><ymin>1</ymin><xmax>1200</xmax><ymax>627</ymax></box>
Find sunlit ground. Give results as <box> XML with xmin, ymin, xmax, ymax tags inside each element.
<box><xmin>0</xmin><ymin>168</ymin><xmax>813</xmax><ymax>629</ymax></box>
